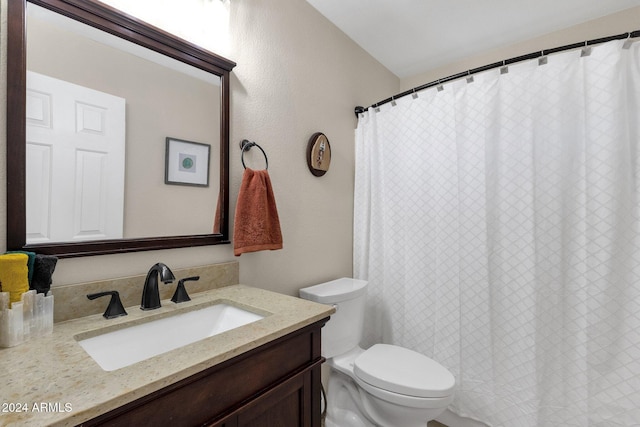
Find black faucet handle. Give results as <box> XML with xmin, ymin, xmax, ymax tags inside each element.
<box><xmin>171</xmin><ymin>276</ymin><xmax>200</xmax><ymax>303</ymax></box>
<box><xmin>87</xmin><ymin>291</ymin><xmax>128</xmax><ymax>319</ymax></box>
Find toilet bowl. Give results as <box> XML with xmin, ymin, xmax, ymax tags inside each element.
<box><xmin>299</xmin><ymin>278</ymin><xmax>455</xmax><ymax>427</ymax></box>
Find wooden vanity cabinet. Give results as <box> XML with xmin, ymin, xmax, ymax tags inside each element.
<box><xmin>209</xmin><ymin>368</ymin><xmax>314</xmax><ymax>427</ymax></box>
<box><xmin>82</xmin><ymin>318</ymin><xmax>328</xmax><ymax>427</ymax></box>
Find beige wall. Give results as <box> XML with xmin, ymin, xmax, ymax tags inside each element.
<box><xmin>0</xmin><ymin>0</ymin><xmax>398</xmax><ymax>296</ymax></box>
<box><xmin>227</xmin><ymin>0</ymin><xmax>398</xmax><ymax>294</ymax></box>
<box><xmin>401</xmin><ymin>6</ymin><xmax>640</xmax><ymax>91</ymax></box>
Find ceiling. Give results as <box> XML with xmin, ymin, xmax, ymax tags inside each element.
<box><xmin>305</xmin><ymin>0</ymin><xmax>640</xmax><ymax>78</ymax></box>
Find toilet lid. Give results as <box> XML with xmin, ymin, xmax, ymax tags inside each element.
<box><xmin>354</xmin><ymin>344</ymin><xmax>455</xmax><ymax>398</ymax></box>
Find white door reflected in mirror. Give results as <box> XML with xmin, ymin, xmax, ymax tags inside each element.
<box><xmin>26</xmin><ymin>71</ymin><xmax>125</xmax><ymax>243</ymax></box>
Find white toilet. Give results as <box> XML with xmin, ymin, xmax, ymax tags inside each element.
<box><xmin>300</xmin><ymin>278</ymin><xmax>455</xmax><ymax>427</ymax></box>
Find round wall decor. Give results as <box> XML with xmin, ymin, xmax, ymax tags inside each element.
<box><xmin>306</xmin><ymin>132</ymin><xmax>331</xmax><ymax>176</ymax></box>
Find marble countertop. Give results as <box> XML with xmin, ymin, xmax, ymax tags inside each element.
<box><xmin>0</xmin><ymin>285</ymin><xmax>334</xmax><ymax>426</ymax></box>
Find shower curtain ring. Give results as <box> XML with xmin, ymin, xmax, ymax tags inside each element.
<box><xmin>538</xmin><ymin>51</ymin><xmax>548</xmax><ymax>66</ymax></box>
<box><xmin>500</xmin><ymin>60</ymin><xmax>509</xmax><ymax>74</ymax></box>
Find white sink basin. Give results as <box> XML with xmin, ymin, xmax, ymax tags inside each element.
<box><xmin>77</xmin><ymin>303</ymin><xmax>264</xmax><ymax>371</ymax></box>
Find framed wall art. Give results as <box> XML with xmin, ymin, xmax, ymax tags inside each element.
<box><xmin>165</xmin><ymin>137</ymin><xmax>210</xmax><ymax>187</ymax></box>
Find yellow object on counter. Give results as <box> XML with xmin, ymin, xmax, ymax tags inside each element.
<box><xmin>0</xmin><ymin>253</ymin><xmax>29</xmax><ymax>306</ymax></box>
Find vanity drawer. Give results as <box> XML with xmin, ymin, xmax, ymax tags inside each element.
<box><xmin>81</xmin><ymin>318</ymin><xmax>326</xmax><ymax>427</ymax></box>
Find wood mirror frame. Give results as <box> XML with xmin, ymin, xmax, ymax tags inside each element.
<box><xmin>6</xmin><ymin>0</ymin><xmax>235</xmax><ymax>258</ymax></box>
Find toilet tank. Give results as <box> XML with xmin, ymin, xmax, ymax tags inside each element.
<box><xmin>299</xmin><ymin>278</ymin><xmax>368</xmax><ymax>358</ymax></box>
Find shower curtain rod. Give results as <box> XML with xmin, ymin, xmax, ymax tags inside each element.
<box><xmin>355</xmin><ymin>29</ymin><xmax>640</xmax><ymax>117</ymax></box>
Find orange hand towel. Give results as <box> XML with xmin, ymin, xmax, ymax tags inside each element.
<box><xmin>0</xmin><ymin>253</ymin><xmax>29</xmax><ymax>306</ymax></box>
<box><xmin>234</xmin><ymin>168</ymin><xmax>283</xmax><ymax>256</ymax></box>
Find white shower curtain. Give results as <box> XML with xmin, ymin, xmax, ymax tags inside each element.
<box><xmin>354</xmin><ymin>39</ymin><xmax>640</xmax><ymax>427</ymax></box>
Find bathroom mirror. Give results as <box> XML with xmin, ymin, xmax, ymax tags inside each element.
<box><xmin>7</xmin><ymin>0</ymin><xmax>235</xmax><ymax>257</ymax></box>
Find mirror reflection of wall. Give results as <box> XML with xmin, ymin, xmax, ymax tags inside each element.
<box><xmin>26</xmin><ymin>3</ymin><xmax>222</xmax><ymax>243</ymax></box>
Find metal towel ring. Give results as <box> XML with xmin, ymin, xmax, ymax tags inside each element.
<box><xmin>240</xmin><ymin>139</ymin><xmax>269</xmax><ymax>170</ymax></box>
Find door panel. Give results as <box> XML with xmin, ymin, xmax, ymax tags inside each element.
<box><xmin>26</xmin><ymin>71</ymin><xmax>125</xmax><ymax>243</ymax></box>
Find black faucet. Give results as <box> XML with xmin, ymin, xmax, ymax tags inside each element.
<box><xmin>171</xmin><ymin>276</ymin><xmax>200</xmax><ymax>303</ymax></box>
<box><xmin>140</xmin><ymin>263</ymin><xmax>175</xmax><ymax>310</ymax></box>
<box><xmin>87</xmin><ymin>291</ymin><xmax>127</xmax><ymax>319</ymax></box>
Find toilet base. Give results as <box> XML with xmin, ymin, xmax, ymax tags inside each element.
<box><xmin>326</xmin><ymin>366</ymin><xmax>449</xmax><ymax>427</ymax></box>
<box><xmin>326</xmin><ymin>370</ymin><xmax>375</xmax><ymax>427</ymax></box>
